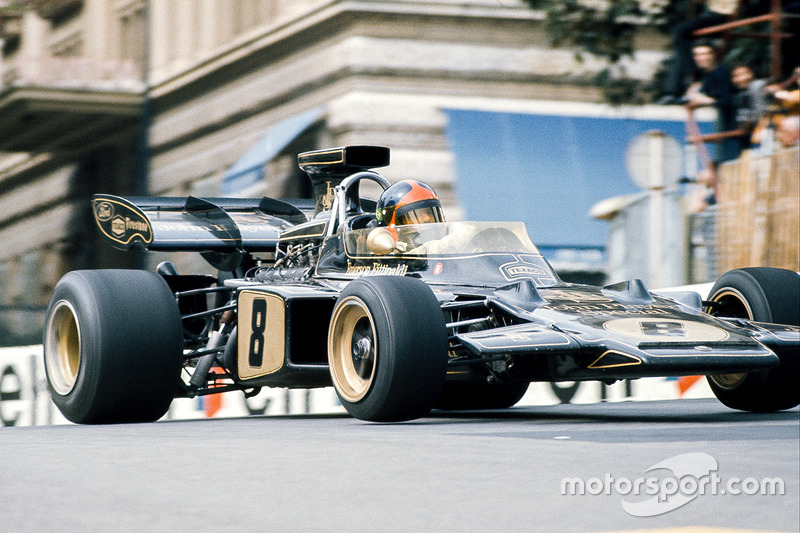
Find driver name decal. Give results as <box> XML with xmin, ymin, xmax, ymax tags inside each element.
<box><xmin>346</xmin><ymin>263</ymin><xmax>409</xmax><ymax>277</ymax></box>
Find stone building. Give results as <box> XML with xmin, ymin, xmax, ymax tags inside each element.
<box><xmin>0</xmin><ymin>0</ymin><xmax>669</xmax><ymax>345</ymax></box>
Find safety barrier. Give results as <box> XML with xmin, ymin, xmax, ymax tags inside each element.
<box><xmin>1</xmin><ymin>345</ymin><xmax>713</xmax><ymax>427</ymax></box>
<box><xmin>715</xmin><ymin>146</ymin><xmax>800</xmax><ymax>274</ymax></box>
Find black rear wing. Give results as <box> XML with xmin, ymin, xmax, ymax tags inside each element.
<box><xmin>92</xmin><ymin>194</ymin><xmax>313</xmax><ymax>255</ymax></box>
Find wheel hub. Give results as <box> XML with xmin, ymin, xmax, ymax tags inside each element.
<box><xmin>353</xmin><ymin>337</ymin><xmax>372</xmax><ymax>361</ymax></box>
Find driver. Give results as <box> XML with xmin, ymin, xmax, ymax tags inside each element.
<box><xmin>374</xmin><ymin>180</ymin><xmax>477</xmax><ymax>255</ymax></box>
<box><xmin>375</xmin><ymin>180</ymin><xmax>445</xmax><ymax>227</ymax></box>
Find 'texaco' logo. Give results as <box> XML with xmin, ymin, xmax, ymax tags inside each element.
<box><xmin>499</xmin><ymin>256</ymin><xmax>553</xmax><ymax>285</ymax></box>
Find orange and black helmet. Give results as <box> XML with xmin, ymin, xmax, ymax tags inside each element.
<box><xmin>376</xmin><ymin>180</ymin><xmax>444</xmax><ymax>226</ymax></box>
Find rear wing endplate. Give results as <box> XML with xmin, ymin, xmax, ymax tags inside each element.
<box><xmin>92</xmin><ymin>194</ymin><xmax>312</xmax><ymax>256</ymax></box>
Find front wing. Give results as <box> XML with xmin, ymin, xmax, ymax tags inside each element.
<box><xmin>455</xmin><ymin>321</ymin><xmax>798</xmax><ymax>381</ymax></box>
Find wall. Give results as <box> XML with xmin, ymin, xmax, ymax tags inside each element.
<box><xmin>1</xmin><ymin>345</ymin><xmax>714</xmax><ymax>427</ymax></box>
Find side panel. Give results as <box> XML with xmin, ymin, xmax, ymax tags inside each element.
<box><xmin>238</xmin><ymin>291</ymin><xmax>286</xmax><ymax>379</ymax></box>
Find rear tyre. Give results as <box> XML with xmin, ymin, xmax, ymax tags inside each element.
<box><xmin>328</xmin><ymin>276</ymin><xmax>447</xmax><ymax>422</ymax></box>
<box><xmin>705</xmin><ymin>267</ymin><xmax>800</xmax><ymax>412</ymax></box>
<box><xmin>436</xmin><ymin>380</ymin><xmax>529</xmax><ymax>410</ymax></box>
<box><xmin>43</xmin><ymin>270</ymin><xmax>183</xmax><ymax>424</ymax></box>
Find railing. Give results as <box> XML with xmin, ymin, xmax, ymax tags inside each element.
<box><xmin>2</xmin><ymin>55</ymin><xmax>143</xmax><ymax>91</ymax></box>
<box><xmin>693</xmin><ymin>0</ymin><xmax>797</xmax><ymax>80</ymax></box>
<box><xmin>683</xmin><ymin>0</ymin><xmax>797</xmax><ymax>169</ymax></box>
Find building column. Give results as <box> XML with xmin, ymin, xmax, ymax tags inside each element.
<box><xmin>173</xmin><ymin>0</ymin><xmax>195</xmax><ymax>70</ymax></box>
<box><xmin>83</xmin><ymin>0</ymin><xmax>112</xmax><ymax>60</ymax></box>
<box><xmin>18</xmin><ymin>10</ymin><xmax>49</xmax><ymax>80</ymax></box>
<box><xmin>197</xmin><ymin>0</ymin><xmax>218</xmax><ymax>58</ymax></box>
<box><xmin>216</xmin><ymin>0</ymin><xmax>236</xmax><ymax>45</ymax></box>
<box><xmin>148</xmin><ymin>0</ymin><xmax>171</xmax><ymax>80</ymax></box>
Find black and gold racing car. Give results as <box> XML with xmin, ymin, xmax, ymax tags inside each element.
<box><xmin>43</xmin><ymin>146</ymin><xmax>799</xmax><ymax>423</ymax></box>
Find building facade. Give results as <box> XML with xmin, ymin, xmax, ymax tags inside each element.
<box><xmin>0</xmin><ymin>0</ymin><xmax>669</xmax><ymax>345</ymax></box>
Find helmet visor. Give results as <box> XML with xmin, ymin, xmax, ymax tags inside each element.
<box><xmin>396</xmin><ymin>205</ymin><xmax>444</xmax><ymax>225</ymax></box>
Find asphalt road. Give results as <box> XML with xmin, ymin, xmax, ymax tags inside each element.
<box><xmin>1</xmin><ymin>398</ymin><xmax>798</xmax><ymax>532</ymax></box>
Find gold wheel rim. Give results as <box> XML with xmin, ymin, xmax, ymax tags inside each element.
<box><xmin>328</xmin><ymin>297</ymin><xmax>377</xmax><ymax>403</ymax></box>
<box><xmin>709</xmin><ymin>372</ymin><xmax>748</xmax><ymax>390</ymax></box>
<box><xmin>44</xmin><ymin>300</ymin><xmax>81</xmax><ymax>395</ymax></box>
<box><xmin>706</xmin><ymin>288</ymin><xmax>751</xmax><ymax>390</ymax></box>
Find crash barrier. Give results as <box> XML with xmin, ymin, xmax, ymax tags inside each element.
<box><xmin>688</xmin><ymin>206</ymin><xmax>718</xmax><ymax>284</ymax></box>
<box><xmin>715</xmin><ymin>146</ymin><xmax>800</xmax><ymax>275</ymax></box>
<box><xmin>1</xmin><ymin>345</ymin><xmax>713</xmax><ymax>427</ymax></box>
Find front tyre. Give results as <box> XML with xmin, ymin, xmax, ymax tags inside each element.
<box><xmin>705</xmin><ymin>267</ymin><xmax>800</xmax><ymax>412</ymax></box>
<box><xmin>328</xmin><ymin>276</ymin><xmax>448</xmax><ymax>422</ymax></box>
<box><xmin>436</xmin><ymin>381</ymin><xmax>529</xmax><ymax>410</ymax></box>
<box><xmin>43</xmin><ymin>270</ymin><xmax>183</xmax><ymax>424</ymax></box>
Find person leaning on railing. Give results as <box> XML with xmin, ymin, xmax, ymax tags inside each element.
<box><xmin>658</xmin><ymin>0</ymin><xmax>740</xmax><ymax>103</ymax></box>
<box><xmin>731</xmin><ymin>63</ymin><xmax>767</xmax><ymax>150</ymax></box>
<box><xmin>684</xmin><ymin>39</ymin><xmax>741</xmax><ymax>162</ymax></box>
<box><xmin>752</xmin><ymin>67</ymin><xmax>800</xmax><ymax>148</ymax></box>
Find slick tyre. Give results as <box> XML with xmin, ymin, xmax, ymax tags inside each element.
<box><xmin>436</xmin><ymin>381</ymin><xmax>529</xmax><ymax>410</ymax></box>
<box><xmin>43</xmin><ymin>270</ymin><xmax>183</xmax><ymax>424</ymax></box>
<box><xmin>705</xmin><ymin>267</ymin><xmax>800</xmax><ymax>412</ymax></box>
<box><xmin>328</xmin><ymin>276</ymin><xmax>448</xmax><ymax>422</ymax></box>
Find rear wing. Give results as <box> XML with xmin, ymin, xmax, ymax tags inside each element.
<box><xmin>92</xmin><ymin>194</ymin><xmax>313</xmax><ymax>255</ymax></box>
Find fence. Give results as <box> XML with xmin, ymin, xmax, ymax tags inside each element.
<box><xmin>714</xmin><ymin>146</ymin><xmax>800</xmax><ymax>275</ymax></box>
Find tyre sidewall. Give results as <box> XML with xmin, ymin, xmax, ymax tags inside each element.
<box><xmin>436</xmin><ymin>381</ymin><xmax>529</xmax><ymax>410</ymax></box>
<box><xmin>707</xmin><ymin>268</ymin><xmax>800</xmax><ymax>411</ymax></box>
<box><xmin>332</xmin><ymin>276</ymin><xmax>447</xmax><ymax>422</ymax></box>
<box><xmin>44</xmin><ymin>270</ymin><xmax>183</xmax><ymax>423</ymax></box>
<box><xmin>709</xmin><ymin>268</ymin><xmax>800</xmax><ymax>324</ymax></box>
<box><xmin>45</xmin><ymin>272</ymin><xmax>105</xmax><ymax>423</ymax></box>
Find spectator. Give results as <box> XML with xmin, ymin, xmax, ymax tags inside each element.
<box><xmin>731</xmin><ymin>63</ymin><xmax>767</xmax><ymax>149</ymax></box>
<box><xmin>776</xmin><ymin>115</ymin><xmax>799</xmax><ymax>146</ymax></box>
<box><xmin>766</xmin><ymin>66</ymin><xmax>800</xmax><ymax>115</ymax></box>
<box><xmin>685</xmin><ymin>40</ymin><xmax>740</xmax><ymax>162</ymax></box>
<box><xmin>658</xmin><ymin>0</ymin><xmax>740</xmax><ymax>103</ymax></box>
<box><xmin>752</xmin><ymin>67</ymin><xmax>800</xmax><ymax>148</ymax></box>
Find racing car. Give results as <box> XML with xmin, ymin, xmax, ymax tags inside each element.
<box><xmin>42</xmin><ymin>145</ymin><xmax>800</xmax><ymax>424</ymax></box>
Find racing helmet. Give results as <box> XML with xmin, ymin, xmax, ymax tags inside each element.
<box><xmin>376</xmin><ymin>180</ymin><xmax>444</xmax><ymax>226</ymax></box>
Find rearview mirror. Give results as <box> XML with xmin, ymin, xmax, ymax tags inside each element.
<box><xmin>366</xmin><ymin>228</ymin><xmax>407</xmax><ymax>255</ymax></box>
